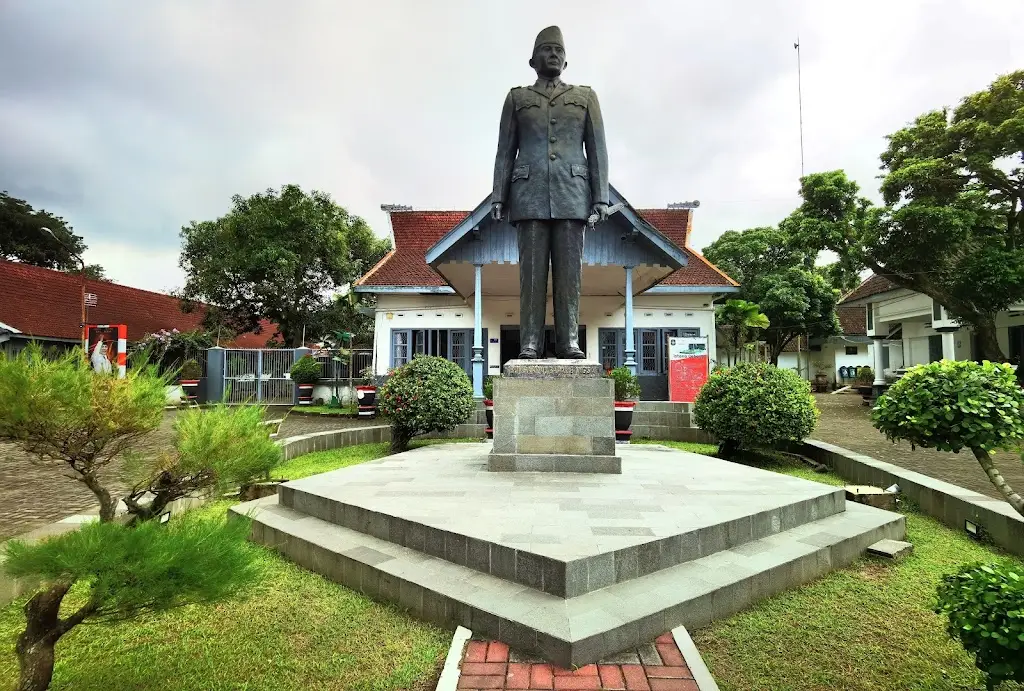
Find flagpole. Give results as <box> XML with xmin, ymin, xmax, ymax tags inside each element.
<box><xmin>794</xmin><ymin>37</ymin><xmax>805</xmax><ymax>178</ymax></box>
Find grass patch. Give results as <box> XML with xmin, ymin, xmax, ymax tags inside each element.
<box><xmin>0</xmin><ymin>500</ymin><xmax>449</xmax><ymax>691</ymax></box>
<box><xmin>645</xmin><ymin>441</ymin><xmax>1023</xmax><ymax>690</ymax></box>
<box><xmin>0</xmin><ymin>439</ymin><xmax>487</xmax><ymax>690</ymax></box>
<box><xmin>289</xmin><ymin>404</ymin><xmax>357</xmax><ymax>416</ymax></box>
<box><xmin>276</xmin><ymin>438</ymin><xmax>481</xmax><ymax>480</ymax></box>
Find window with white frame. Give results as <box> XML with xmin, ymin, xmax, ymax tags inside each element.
<box><xmin>390</xmin><ymin>328</ymin><xmax>484</xmax><ymax>375</ymax></box>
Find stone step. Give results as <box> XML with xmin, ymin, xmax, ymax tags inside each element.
<box><xmin>232</xmin><ymin>496</ymin><xmax>903</xmax><ymax>668</ymax></box>
<box><xmin>278</xmin><ymin>443</ymin><xmax>847</xmax><ymax>598</ymax></box>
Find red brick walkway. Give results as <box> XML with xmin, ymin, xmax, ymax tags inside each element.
<box><xmin>457</xmin><ymin>634</ymin><xmax>700</xmax><ymax>690</ymax></box>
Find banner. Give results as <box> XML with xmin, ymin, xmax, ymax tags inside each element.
<box><xmin>86</xmin><ymin>324</ymin><xmax>127</xmax><ymax>378</ymax></box>
<box><xmin>667</xmin><ymin>335</ymin><xmax>709</xmax><ymax>403</ymax></box>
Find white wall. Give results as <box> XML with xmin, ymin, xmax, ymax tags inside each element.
<box><xmin>371</xmin><ymin>292</ymin><xmax>718</xmax><ymax>375</ymax></box>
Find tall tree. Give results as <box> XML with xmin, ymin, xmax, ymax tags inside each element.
<box><xmin>0</xmin><ymin>191</ymin><xmax>107</xmax><ymax>278</ymax></box>
<box><xmin>704</xmin><ymin>226</ymin><xmax>842</xmax><ymax>365</ymax></box>
<box><xmin>791</xmin><ymin>71</ymin><xmax>1024</xmax><ymax>363</ymax></box>
<box><xmin>178</xmin><ymin>185</ymin><xmax>390</xmax><ymax>347</ymax></box>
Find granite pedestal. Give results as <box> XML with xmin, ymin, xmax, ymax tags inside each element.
<box><xmin>232</xmin><ymin>442</ymin><xmax>906</xmax><ymax>667</ymax></box>
<box><xmin>489</xmin><ymin>359</ymin><xmax>621</xmax><ymax>473</ymax></box>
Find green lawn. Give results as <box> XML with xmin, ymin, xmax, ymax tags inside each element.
<box><xmin>276</xmin><ymin>438</ymin><xmax>482</xmax><ymax>480</ymax></box>
<box><xmin>644</xmin><ymin>440</ymin><xmax>1024</xmax><ymax>691</ymax></box>
<box><xmin>0</xmin><ymin>439</ymin><xmax>483</xmax><ymax>691</ymax></box>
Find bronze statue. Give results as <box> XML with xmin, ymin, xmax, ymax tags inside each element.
<box><xmin>492</xmin><ymin>25</ymin><xmax>609</xmax><ymax>359</ymax></box>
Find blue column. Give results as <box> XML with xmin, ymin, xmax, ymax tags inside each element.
<box><xmin>624</xmin><ymin>266</ymin><xmax>637</xmax><ymax>375</ymax></box>
<box><xmin>472</xmin><ymin>264</ymin><xmax>484</xmax><ymax>398</ymax></box>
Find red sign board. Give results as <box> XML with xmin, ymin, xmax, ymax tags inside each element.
<box><xmin>667</xmin><ymin>336</ymin><xmax>709</xmax><ymax>403</ymax></box>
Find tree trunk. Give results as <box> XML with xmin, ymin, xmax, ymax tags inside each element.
<box><xmin>16</xmin><ymin>582</ymin><xmax>71</xmax><ymax>691</ymax></box>
<box><xmin>971</xmin><ymin>447</ymin><xmax>1024</xmax><ymax>516</ymax></box>
<box><xmin>971</xmin><ymin>316</ymin><xmax>1006</xmax><ymax>362</ymax></box>
<box><xmin>390</xmin><ymin>428</ymin><xmax>412</xmax><ymax>454</ymax></box>
<box><xmin>78</xmin><ymin>473</ymin><xmax>116</xmax><ymax>523</ymax></box>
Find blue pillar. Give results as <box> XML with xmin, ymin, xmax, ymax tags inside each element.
<box><xmin>624</xmin><ymin>266</ymin><xmax>637</xmax><ymax>375</ymax></box>
<box><xmin>472</xmin><ymin>264</ymin><xmax>485</xmax><ymax>398</ymax></box>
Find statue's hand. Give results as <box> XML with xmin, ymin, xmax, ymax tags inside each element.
<box><xmin>590</xmin><ymin>203</ymin><xmax>609</xmax><ymax>224</ymax></box>
<box><xmin>491</xmin><ymin>203</ymin><xmax>504</xmax><ymax>222</ymax></box>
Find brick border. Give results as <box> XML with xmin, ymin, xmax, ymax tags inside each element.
<box><xmin>444</xmin><ymin>628</ymin><xmax>716</xmax><ymax>690</ymax></box>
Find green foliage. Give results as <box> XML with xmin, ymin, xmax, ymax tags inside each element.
<box><xmin>130</xmin><ymin>329</ymin><xmax>214</xmax><ymax>375</ymax></box>
<box><xmin>872</xmin><ymin>360</ymin><xmax>1024</xmax><ymax>454</ymax></box>
<box><xmin>178</xmin><ymin>184</ymin><xmax>391</xmax><ymax>347</ymax></box>
<box><xmin>0</xmin><ymin>190</ymin><xmax>101</xmax><ymax>274</ymax></box>
<box><xmin>4</xmin><ymin>511</ymin><xmax>260</xmax><ymax>620</ymax></box>
<box><xmin>935</xmin><ymin>562</ymin><xmax>1024</xmax><ymax>688</ymax></box>
<box><xmin>483</xmin><ymin>374</ymin><xmax>496</xmax><ymax>400</ymax></box>
<box><xmin>693</xmin><ymin>362</ymin><xmax>819</xmax><ymax>455</ymax></box>
<box><xmin>856</xmin><ymin>366</ymin><xmax>874</xmax><ymax>385</ymax></box>
<box><xmin>704</xmin><ymin>228</ymin><xmax>841</xmax><ymax>364</ymax></box>
<box><xmin>378</xmin><ymin>355</ymin><xmax>475</xmax><ymax>452</ymax></box>
<box><xmin>289</xmin><ymin>354</ymin><xmax>321</xmax><ymax>385</ymax></box>
<box><xmin>179</xmin><ymin>359</ymin><xmax>202</xmax><ymax>381</ymax></box>
<box><xmin>606</xmin><ymin>366</ymin><xmax>641</xmax><ymax>401</ymax></box>
<box><xmin>173</xmin><ymin>404</ymin><xmax>281</xmax><ymax>485</ymax></box>
<box><xmin>715</xmin><ymin>299</ymin><xmax>770</xmax><ymax>365</ymax></box>
<box><xmin>0</xmin><ymin>345</ymin><xmax>168</xmax><ymax>520</ymax></box>
<box><xmin>791</xmin><ymin>72</ymin><xmax>1024</xmax><ymax>362</ymax></box>
<box><xmin>359</xmin><ymin>366</ymin><xmax>376</xmax><ymax>386</ymax></box>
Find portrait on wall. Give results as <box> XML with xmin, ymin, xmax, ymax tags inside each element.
<box><xmin>86</xmin><ymin>324</ymin><xmax>127</xmax><ymax>377</ymax></box>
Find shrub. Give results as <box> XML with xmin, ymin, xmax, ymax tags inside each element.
<box><xmin>121</xmin><ymin>403</ymin><xmax>282</xmax><ymax>522</ymax></box>
<box><xmin>483</xmin><ymin>374</ymin><xmax>496</xmax><ymax>400</ymax></box>
<box><xmin>873</xmin><ymin>360</ymin><xmax>1024</xmax><ymax>516</ymax></box>
<box><xmin>129</xmin><ymin>328</ymin><xmax>214</xmax><ymax>375</ymax></box>
<box><xmin>359</xmin><ymin>366</ymin><xmax>376</xmax><ymax>386</ymax></box>
<box><xmin>935</xmin><ymin>562</ymin><xmax>1024</xmax><ymax>690</ymax></box>
<box><xmin>4</xmin><ymin>512</ymin><xmax>260</xmax><ymax>691</ymax></box>
<box><xmin>378</xmin><ymin>355</ymin><xmax>475</xmax><ymax>453</ymax></box>
<box><xmin>289</xmin><ymin>354</ymin><xmax>321</xmax><ymax>385</ymax></box>
<box><xmin>179</xmin><ymin>358</ymin><xmax>203</xmax><ymax>381</ymax></box>
<box><xmin>0</xmin><ymin>345</ymin><xmax>168</xmax><ymax>522</ymax></box>
<box><xmin>607</xmin><ymin>366</ymin><xmax>641</xmax><ymax>401</ymax></box>
<box><xmin>855</xmin><ymin>366</ymin><xmax>874</xmax><ymax>384</ymax></box>
<box><xmin>693</xmin><ymin>361</ymin><xmax>819</xmax><ymax>458</ymax></box>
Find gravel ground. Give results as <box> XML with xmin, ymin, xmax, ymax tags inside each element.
<box><xmin>812</xmin><ymin>392</ymin><xmax>1024</xmax><ymax>502</ymax></box>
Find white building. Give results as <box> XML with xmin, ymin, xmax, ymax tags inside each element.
<box><xmin>775</xmin><ymin>306</ymin><xmax>873</xmax><ymax>386</ymax></box>
<box><xmin>839</xmin><ymin>274</ymin><xmax>1024</xmax><ymax>388</ymax></box>
<box><xmin>354</xmin><ymin>188</ymin><xmax>739</xmax><ymax>400</ymax></box>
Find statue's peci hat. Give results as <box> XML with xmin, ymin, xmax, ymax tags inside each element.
<box><xmin>533</xmin><ymin>26</ymin><xmax>564</xmax><ymax>53</ymax></box>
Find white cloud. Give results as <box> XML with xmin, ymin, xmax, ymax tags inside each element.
<box><xmin>2</xmin><ymin>0</ymin><xmax>1022</xmax><ymax>290</ymax></box>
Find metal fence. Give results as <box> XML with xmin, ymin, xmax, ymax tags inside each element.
<box><xmin>313</xmin><ymin>349</ymin><xmax>373</xmax><ymax>382</ymax></box>
<box><xmin>223</xmin><ymin>349</ymin><xmax>295</xmax><ymax>404</ymax></box>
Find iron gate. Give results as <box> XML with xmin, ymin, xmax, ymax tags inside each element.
<box><xmin>223</xmin><ymin>349</ymin><xmax>295</xmax><ymax>404</ymax></box>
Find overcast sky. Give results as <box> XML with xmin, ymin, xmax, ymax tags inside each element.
<box><xmin>2</xmin><ymin>1</ymin><xmax>1022</xmax><ymax>293</ymax></box>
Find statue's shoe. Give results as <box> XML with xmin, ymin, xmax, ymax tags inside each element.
<box><xmin>557</xmin><ymin>348</ymin><xmax>586</xmax><ymax>360</ymax></box>
<box><xmin>518</xmin><ymin>348</ymin><xmax>539</xmax><ymax>359</ymax></box>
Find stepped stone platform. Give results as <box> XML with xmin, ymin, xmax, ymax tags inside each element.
<box><xmin>231</xmin><ymin>442</ymin><xmax>905</xmax><ymax>667</ymax></box>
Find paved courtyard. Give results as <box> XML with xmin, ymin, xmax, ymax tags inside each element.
<box><xmin>0</xmin><ymin>408</ymin><xmax>379</xmax><ymax>541</ymax></box>
<box><xmin>812</xmin><ymin>392</ymin><xmax>1024</xmax><ymax>502</ymax></box>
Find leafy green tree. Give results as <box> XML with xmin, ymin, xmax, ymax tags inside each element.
<box><xmin>378</xmin><ymin>355</ymin><xmax>475</xmax><ymax>453</ymax></box>
<box><xmin>791</xmin><ymin>71</ymin><xmax>1024</xmax><ymax>363</ymax></box>
<box><xmin>4</xmin><ymin>513</ymin><xmax>260</xmax><ymax>691</ymax></box>
<box><xmin>704</xmin><ymin>227</ymin><xmax>841</xmax><ymax>364</ymax></box>
<box><xmin>1</xmin><ymin>191</ymin><xmax>84</xmax><ymax>270</ymax></box>
<box><xmin>873</xmin><ymin>360</ymin><xmax>1024</xmax><ymax>515</ymax></box>
<box><xmin>178</xmin><ymin>185</ymin><xmax>390</xmax><ymax>347</ymax></box>
<box><xmin>715</xmin><ymin>299</ymin><xmax>770</xmax><ymax>366</ymax></box>
<box><xmin>693</xmin><ymin>361</ymin><xmax>819</xmax><ymax>459</ymax></box>
<box><xmin>0</xmin><ymin>346</ymin><xmax>168</xmax><ymax>522</ymax></box>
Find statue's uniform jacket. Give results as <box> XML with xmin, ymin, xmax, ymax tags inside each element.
<box><xmin>492</xmin><ymin>83</ymin><xmax>609</xmax><ymax>222</ymax></box>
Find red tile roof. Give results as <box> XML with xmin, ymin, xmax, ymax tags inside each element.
<box><xmin>355</xmin><ymin>208</ymin><xmax>738</xmax><ymax>289</ymax></box>
<box><xmin>0</xmin><ymin>260</ymin><xmax>273</xmax><ymax>347</ymax></box>
<box><xmin>838</xmin><ymin>305</ymin><xmax>866</xmax><ymax>336</ymax></box>
<box><xmin>840</xmin><ymin>274</ymin><xmax>898</xmax><ymax>305</ymax></box>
